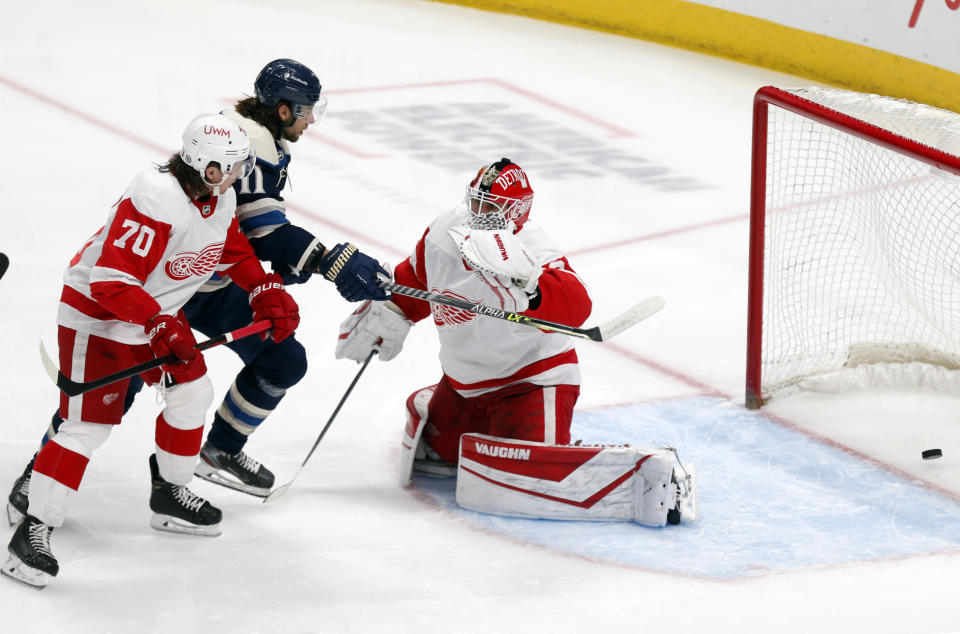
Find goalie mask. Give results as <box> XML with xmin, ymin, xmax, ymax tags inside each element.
<box><xmin>180</xmin><ymin>113</ymin><xmax>256</xmax><ymax>186</ymax></box>
<box><xmin>464</xmin><ymin>158</ymin><xmax>534</xmax><ymax>231</ymax></box>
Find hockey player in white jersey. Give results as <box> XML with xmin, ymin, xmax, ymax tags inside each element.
<box><xmin>336</xmin><ymin>158</ymin><xmax>695</xmax><ymax>527</ymax></box>
<box><xmin>2</xmin><ymin>114</ymin><xmax>301</xmax><ymax>589</ymax></box>
<box><xmin>4</xmin><ymin>60</ymin><xmax>390</xmax><ymax>513</ymax></box>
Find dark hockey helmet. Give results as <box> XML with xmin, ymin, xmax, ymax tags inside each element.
<box><xmin>254</xmin><ymin>58</ymin><xmax>326</xmax><ymax>120</ymax></box>
<box><xmin>465</xmin><ymin>158</ymin><xmax>534</xmax><ymax>231</ymax></box>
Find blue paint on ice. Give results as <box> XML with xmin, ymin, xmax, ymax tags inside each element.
<box><xmin>412</xmin><ymin>396</ymin><xmax>960</xmax><ymax>578</ymax></box>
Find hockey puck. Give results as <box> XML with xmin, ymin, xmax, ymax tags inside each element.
<box><xmin>922</xmin><ymin>448</ymin><xmax>943</xmax><ymax>461</ymax></box>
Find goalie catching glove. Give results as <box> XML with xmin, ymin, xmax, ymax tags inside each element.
<box><xmin>336</xmin><ymin>300</ymin><xmax>412</xmax><ymax>362</ymax></box>
<box><xmin>458</xmin><ymin>228</ymin><xmax>542</xmax><ymax>294</ymax></box>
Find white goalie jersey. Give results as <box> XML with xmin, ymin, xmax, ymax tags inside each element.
<box><xmin>390</xmin><ymin>206</ymin><xmax>592</xmax><ymax>397</ymax></box>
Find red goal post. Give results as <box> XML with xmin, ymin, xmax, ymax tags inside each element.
<box><xmin>746</xmin><ymin>86</ymin><xmax>960</xmax><ymax>409</ymax></box>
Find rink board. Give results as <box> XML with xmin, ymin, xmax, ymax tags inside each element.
<box><xmin>412</xmin><ymin>396</ymin><xmax>960</xmax><ymax>579</ymax></box>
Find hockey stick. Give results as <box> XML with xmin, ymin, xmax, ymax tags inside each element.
<box><xmin>0</xmin><ymin>253</ymin><xmax>8</xmax><ymax>281</ymax></box>
<box><xmin>381</xmin><ymin>281</ymin><xmax>664</xmax><ymax>342</ymax></box>
<box><xmin>263</xmin><ymin>349</ymin><xmax>377</xmax><ymax>504</ymax></box>
<box><xmin>40</xmin><ymin>320</ymin><xmax>272</xmax><ymax>397</ymax></box>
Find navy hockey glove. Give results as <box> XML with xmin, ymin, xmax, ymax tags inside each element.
<box><xmin>317</xmin><ymin>243</ymin><xmax>390</xmax><ymax>302</ymax></box>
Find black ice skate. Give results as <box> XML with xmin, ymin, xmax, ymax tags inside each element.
<box><xmin>194</xmin><ymin>442</ymin><xmax>275</xmax><ymax>497</ymax></box>
<box><xmin>149</xmin><ymin>454</ymin><xmax>222</xmax><ymax>537</ymax></box>
<box><xmin>6</xmin><ymin>455</ymin><xmax>35</xmax><ymax>527</ymax></box>
<box><xmin>2</xmin><ymin>515</ymin><xmax>57</xmax><ymax>589</ymax></box>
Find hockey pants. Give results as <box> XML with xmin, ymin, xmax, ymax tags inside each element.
<box><xmin>31</xmin><ymin>329</ymin><xmax>213</xmax><ymax>527</ymax></box>
<box><xmin>44</xmin><ymin>285</ymin><xmax>308</xmax><ymax>456</ymax></box>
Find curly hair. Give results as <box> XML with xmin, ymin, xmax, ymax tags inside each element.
<box><xmin>235</xmin><ymin>96</ymin><xmax>284</xmax><ymax>141</ymax></box>
<box><xmin>158</xmin><ymin>153</ymin><xmax>211</xmax><ymax>200</ymax></box>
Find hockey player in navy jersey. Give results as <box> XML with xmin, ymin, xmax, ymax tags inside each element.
<box><xmin>185</xmin><ymin>58</ymin><xmax>390</xmax><ymax>496</ymax></box>
<box><xmin>6</xmin><ymin>59</ymin><xmax>390</xmax><ymax>524</ymax></box>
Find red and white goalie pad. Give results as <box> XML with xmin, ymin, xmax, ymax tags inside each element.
<box><xmin>398</xmin><ymin>386</ymin><xmax>433</xmax><ymax>486</ymax></box>
<box><xmin>456</xmin><ymin>434</ymin><xmax>695</xmax><ymax>527</ymax></box>
<box><xmin>398</xmin><ymin>385</ymin><xmax>458</xmax><ymax>485</ymax></box>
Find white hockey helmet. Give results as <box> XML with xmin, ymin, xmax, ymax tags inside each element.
<box><xmin>180</xmin><ymin>113</ymin><xmax>256</xmax><ymax>181</ymax></box>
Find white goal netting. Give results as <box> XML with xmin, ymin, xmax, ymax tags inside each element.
<box><xmin>755</xmin><ymin>86</ymin><xmax>960</xmax><ymax>404</ymax></box>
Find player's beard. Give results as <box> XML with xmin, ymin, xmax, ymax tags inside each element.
<box><xmin>280</xmin><ymin>126</ymin><xmax>302</xmax><ymax>143</ymax></box>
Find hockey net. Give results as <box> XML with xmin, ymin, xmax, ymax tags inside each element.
<box><xmin>746</xmin><ymin>86</ymin><xmax>960</xmax><ymax>408</ymax></box>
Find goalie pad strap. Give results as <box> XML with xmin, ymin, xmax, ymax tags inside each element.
<box><xmin>455</xmin><ymin>433</ymin><xmax>676</xmax><ymax>527</ymax></box>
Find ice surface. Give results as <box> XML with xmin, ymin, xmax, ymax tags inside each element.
<box><xmin>419</xmin><ymin>399</ymin><xmax>960</xmax><ymax>579</ymax></box>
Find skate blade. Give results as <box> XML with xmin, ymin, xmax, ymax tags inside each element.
<box><xmin>1</xmin><ymin>554</ymin><xmax>52</xmax><ymax>589</ymax></box>
<box><xmin>675</xmin><ymin>463</ymin><xmax>698</xmax><ymax>522</ymax></box>
<box><xmin>194</xmin><ymin>466</ymin><xmax>271</xmax><ymax>498</ymax></box>
<box><xmin>413</xmin><ymin>459</ymin><xmax>457</xmax><ymax>478</ymax></box>
<box><xmin>6</xmin><ymin>502</ymin><xmax>25</xmax><ymax>528</ymax></box>
<box><xmin>150</xmin><ymin>514</ymin><xmax>222</xmax><ymax>537</ymax></box>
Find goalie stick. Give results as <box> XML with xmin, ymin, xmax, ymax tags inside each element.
<box><xmin>40</xmin><ymin>320</ymin><xmax>272</xmax><ymax>397</ymax></box>
<box><xmin>381</xmin><ymin>281</ymin><xmax>664</xmax><ymax>342</ymax></box>
<box><xmin>0</xmin><ymin>253</ymin><xmax>8</xmax><ymax>281</ymax></box>
<box><xmin>263</xmin><ymin>349</ymin><xmax>377</xmax><ymax>504</ymax></box>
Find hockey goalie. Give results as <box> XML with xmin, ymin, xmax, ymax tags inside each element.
<box><xmin>336</xmin><ymin>158</ymin><xmax>695</xmax><ymax>527</ymax></box>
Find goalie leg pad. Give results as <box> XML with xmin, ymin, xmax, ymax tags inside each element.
<box><xmin>634</xmin><ymin>455</ymin><xmax>675</xmax><ymax>527</ymax></box>
<box><xmin>397</xmin><ymin>385</ymin><xmax>437</xmax><ymax>486</ymax></box>
<box><xmin>455</xmin><ymin>433</ymin><xmax>681</xmax><ymax>527</ymax></box>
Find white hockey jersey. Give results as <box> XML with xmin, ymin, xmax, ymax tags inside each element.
<box><xmin>58</xmin><ymin>167</ymin><xmax>258</xmax><ymax>344</ymax></box>
<box><xmin>392</xmin><ymin>206</ymin><xmax>592</xmax><ymax>397</ymax></box>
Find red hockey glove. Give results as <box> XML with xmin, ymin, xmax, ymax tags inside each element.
<box><xmin>145</xmin><ymin>312</ymin><xmax>206</xmax><ymax>384</ymax></box>
<box><xmin>249</xmin><ymin>274</ymin><xmax>300</xmax><ymax>343</ymax></box>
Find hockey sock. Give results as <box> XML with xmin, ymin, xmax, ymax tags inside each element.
<box><xmin>209</xmin><ymin>366</ymin><xmax>288</xmax><ymax>454</ymax></box>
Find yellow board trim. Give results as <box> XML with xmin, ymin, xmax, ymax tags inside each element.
<box><xmin>429</xmin><ymin>0</ymin><xmax>960</xmax><ymax>112</ymax></box>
